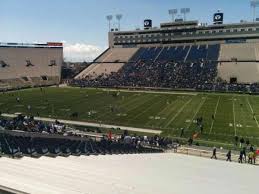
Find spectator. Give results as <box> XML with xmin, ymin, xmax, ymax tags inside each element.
<box><xmin>211</xmin><ymin>147</ymin><xmax>217</xmax><ymax>159</ymax></box>
<box><xmin>188</xmin><ymin>137</ymin><xmax>193</xmax><ymax>146</ymax></box>
<box><xmin>180</xmin><ymin>128</ymin><xmax>184</xmax><ymax>137</ymax></box>
<box><xmin>234</xmin><ymin>136</ymin><xmax>239</xmax><ymax>147</ymax></box>
<box><xmin>226</xmin><ymin>150</ymin><xmax>232</xmax><ymax>162</ymax></box>
<box><xmin>240</xmin><ymin>137</ymin><xmax>245</xmax><ymax>148</ymax></box>
<box><xmin>243</xmin><ymin>147</ymin><xmax>247</xmax><ymax>163</ymax></box>
<box><xmin>253</xmin><ymin>151</ymin><xmax>257</xmax><ymax>164</ymax></box>
<box><xmin>246</xmin><ymin>139</ymin><xmax>250</xmax><ymax>147</ymax></box>
<box><xmin>248</xmin><ymin>151</ymin><xmax>254</xmax><ymax>164</ymax></box>
<box><xmin>238</xmin><ymin>150</ymin><xmax>243</xmax><ymax>163</ymax></box>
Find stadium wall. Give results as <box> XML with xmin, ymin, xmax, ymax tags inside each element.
<box><xmin>218</xmin><ymin>43</ymin><xmax>259</xmax><ymax>83</ymax></box>
<box><xmin>0</xmin><ymin>46</ymin><xmax>63</xmax><ymax>88</ymax></box>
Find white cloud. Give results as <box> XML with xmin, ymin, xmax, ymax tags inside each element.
<box><xmin>63</xmin><ymin>42</ymin><xmax>106</xmax><ymax>62</ymax></box>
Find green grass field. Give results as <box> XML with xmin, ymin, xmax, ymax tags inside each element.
<box><xmin>1</xmin><ymin>87</ymin><xmax>259</xmax><ymax>146</ymax></box>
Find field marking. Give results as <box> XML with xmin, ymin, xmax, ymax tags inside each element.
<box><xmin>232</xmin><ymin>98</ymin><xmax>237</xmax><ymax>136</ymax></box>
<box><xmin>99</xmin><ymin>94</ymin><xmax>147</xmax><ymax>118</ymax></box>
<box><xmin>164</xmin><ymin>98</ymin><xmax>193</xmax><ymax>128</ymax></box>
<box><xmin>99</xmin><ymin>88</ymin><xmax>198</xmax><ymax>96</ymax></box>
<box><xmin>118</xmin><ymin>93</ymin><xmax>147</xmax><ymax>108</ymax></box>
<box><xmin>145</xmin><ymin>99</ymin><xmax>180</xmax><ymax>126</ymax></box>
<box><xmin>209</xmin><ymin>96</ymin><xmax>221</xmax><ymax>134</ymax></box>
<box><xmin>128</xmin><ymin>97</ymin><xmax>166</xmax><ymax>122</ymax></box>
<box><xmin>236</xmin><ymin>97</ymin><xmax>246</xmax><ymax>132</ymax></box>
<box><xmin>122</xmin><ymin>95</ymin><xmax>159</xmax><ymax>118</ymax></box>
<box><xmin>247</xmin><ymin>97</ymin><xmax>259</xmax><ymax>128</ymax></box>
<box><xmin>187</xmin><ymin>97</ymin><xmax>207</xmax><ymax>129</ymax></box>
<box><xmin>99</xmin><ymin>94</ymin><xmax>154</xmax><ymax>119</ymax></box>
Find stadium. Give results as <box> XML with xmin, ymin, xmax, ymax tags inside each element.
<box><xmin>1</xmin><ymin>1</ymin><xmax>259</xmax><ymax>194</ymax></box>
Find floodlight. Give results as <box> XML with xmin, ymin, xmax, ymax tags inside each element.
<box><xmin>180</xmin><ymin>8</ymin><xmax>191</xmax><ymax>21</ymax></box>
<box><xmin>168</xmin><ymin>9</ymin><xmax>178</xmax><ymax>21</ymax></box>
<box><xmin>116</xmin><ymin>14</ymin><xmax>123</xmax><ymax>31</ymax></box>
<box><xmin>251</xmin><ymin>0</ymin><xmax>259</xmax><ymax>7</ymax></box>
<box><xmin>106</xmin><ymin>15</ymin><xmax>113</xmax><ymax>21</ymax></box>
<box><xmin>106</xmin><ymin>15</ymin><xmax>113</xmax><ymax>32</ymax></box>
<box><xmin>251</xmin><ymin>0</ymin><xmax>259</xmax><ymax>21</ymax></box>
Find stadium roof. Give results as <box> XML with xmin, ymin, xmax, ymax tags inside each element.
<box><xmin>0</xmin><ymin>153</ymin><xmax>258</xmax><ymax>194</ymax></box>
<box><xmin>0</xmin><ymin>42</ymin><xmax>63</xmax><ymax>48</ymax></box>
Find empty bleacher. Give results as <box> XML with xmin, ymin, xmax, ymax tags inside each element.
<box><xmin>218</xmin><ymin>43</ymin><xmax>259</xmax><ymax>83</ymax></box>
<box><xmin>75</xmin><ymin>47</ymin><xmax>139</xmax><ymax>79</ymax></box>
<box><xmin>0</xmin><ymin>47</ymin><xmax>62</xmax><ymax>89</ymax></box>
<box><xmin>0</xmin><ymin>130</ymin><xmax>163</xmax><ymax>158</ymax></box>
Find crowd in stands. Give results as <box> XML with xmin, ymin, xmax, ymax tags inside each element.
<box><xmin>0</xmin><ymin>115</ymin><xmax>173</xmax><ymax>148</ymax></box>
<box><xmin>118</xmin><ymin>130</ymin><xmax>173</xmax><ymax>149</ymax></box>
<box><xmin>71</xmin><ymin>45</ymin><xmax>259</xmax><ymax>93</ymax></box>
<box><xmin>71</xmin><ymin>64</ymin><xmax>259</xmax><ymax>94</ymax></box>
<box><xmin>0</xmin><ymin>115</ymin><xmax>65</xmax><ymax>134</ymax></box>
<box><xmin>0</xmin><ymin>114</ymin><xmax>174</xmax><ymax>158</ymax></box>
<box><xmin>72</xmin><ymin>60</ymin><xmax>218</xmax><ymax>90</ymax></box>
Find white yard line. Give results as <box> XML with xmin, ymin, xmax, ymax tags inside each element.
<box><xmin>247</xmin><ymin>97</ymin><xmax>259</xmax><ymax>128</ymax></box>
<box><xmin>145</xmin><ymin>99</ymin><xmax>180</xmax><ymax>127</ymax></box>
<box><xmin>209</xmin><ymin>96</ymin><xmax>221</xmax><ymax>134</ymax></box>
<box><xmin>1</xmin><ymin>113</ymin><xmax>162</xmax><ymax>135</ymax></box>
<box><xmin>233</xmin><ymin>99</ymin><xmax>237</xmax><ymax>136</ymax></box>
<box><xmin>128</xmin><ymin>97</ymin><xmax>163</xmax><ymax>121</ymax></box>
<box><xmin>187</xmin><ymin>97</ymin><xmax>207</xmax><ymax>129</ymax></box>
<box><xmin>165</xmin><ymin>98</ymin><xmax>193</xmax><ymax>128</ymax></box>
<box><xmin>100</xmin><ymin>88</ymin><xmax>198</xmax><ymax>96</ymax></box>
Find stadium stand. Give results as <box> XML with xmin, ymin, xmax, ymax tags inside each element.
<box><xmin>218</xmin><ymin>43</ymin><xmax>259</xmax><ymax>83</ymax></box>
<box><xmin>0</xmin><ymin>115</ymin><xmax>168</xmax><ymax>158</ymax></box>
<box><xmin>73</xmin><ymin>42</ymin><xmax>259</xmax><ymax>93</ymax></box>
<box><xmin>75</xmin><ymin>47</ymin><xmax>138</xmax><ymax>79</ymax></box>
<box><xmin>0</xmin><ymin>43</ymin><xmax>63</xmax><ymax>90</ymax></box>
<box><xmin>73</xmin><ymin>44</ymin><xmax>220</xmax><ymax>90</ymax></box>
<box><xmin>73</xmin><ymin>18</ymin><xmax>259</xmax><ymax>94</ymax></box>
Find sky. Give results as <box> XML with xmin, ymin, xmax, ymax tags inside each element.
<box><xmin>0</xmin><ymin>0</ymin><xmax>256</xmax><ymax>61</ymax></box>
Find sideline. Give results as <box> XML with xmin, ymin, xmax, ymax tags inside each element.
<box><xmin>63</xmin><ymin>86</ymin><xmax>198</xmax><ymax>96</ymax></box>
<box><xmin>1</xmin><ymin>113</ymin><xmax>162</xmax><ymax>135</ymax></box>
<box><xmin>168</xmin><ymin>146</ymin><xmax>258</xmax><ymax>165</ymax></box>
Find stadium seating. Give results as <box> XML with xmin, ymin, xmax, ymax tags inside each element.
<box><xmin>0</xmin><ymin>116</ymin><xmax>166</xmax><ymax>158</ymax></box>
<box><xmin>0</xmin><ymin>47</ymin><xmax>62</xmax><ymax>89</ymax></box>
<box><xmin>73</xmin><ymin>44</ymin><xmax>221</xmax><ymax>90</ymax></box>
<box><xmin>218</xmin><ymin>43</ymin><xmax>259</xmax><ymax>83</ymax></box>
<box><xmin>156</xmin><ymin>46</ymin><xmax>189</xmax><ymax>62</ymax></box>
<box><xmin>73</xmin><ymin>43</ymin><xmax>259</xmax><ymax>93</ymax></box>
<box><xmin>75</xmin><ymin>47</ymin><xmax>139</xmax><ymax>79</ymax></box>
<box><xmin>0</xmin><ymin>132</ymin><xmax>164</xmax><ymax>158</ymax></box>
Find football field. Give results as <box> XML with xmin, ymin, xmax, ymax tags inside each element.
<box><xmin>1</xmin><ymin>87</ymin><xmax>259</xmax><ymax>146</ymax></box>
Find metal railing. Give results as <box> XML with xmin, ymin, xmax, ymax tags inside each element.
<box><xmin>169</xmin><ymin>146</ymin><xmax>258</xmax><ymax>165</ymax></box>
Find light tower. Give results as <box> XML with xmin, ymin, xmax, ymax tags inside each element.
<box><xmin>106</xmin><ymin>15</ymin><xmax>113</xmax><ymax>32</ymax></box>
<box><xmin>180</xmin><ymin>8</ymin><xmax>191</xmax><ymax>21</ymax></box>
<box><xmin>116</xmin><ymin>14</ymin><xmax>123</xmax><ymax>31</ymax></box>
<box><xmin>251</xmin><ymin>0</ymin><xmax>259</xmax><ymax>22</ymax></box>
<box><xmin>168</xmin><ymin>9</ymin><xmax>178</xmax><ymax>22</ymax></box>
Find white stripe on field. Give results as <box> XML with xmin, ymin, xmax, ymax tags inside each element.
<box><xmin>247</xmin><ymin>97</ymin><xmax>259</xmax><ymax>128</ymax></box>
<box><xmin>187</xmin><ymin>97</ymin><xmax>207</xmax><ymax>129</ymax></box>
<box><xmin>209</xmin><ymin>96</ymin><xmax>221</xmax><ymax>134</ymax></box>
<box><xmin>233</xmin><ymin>98</ymin><xmax>237</xmax><ymax>136</ymax></box>
<box><xmin>165</xmin><ymin>98</ymin><xmax>193</xmax><ymax>128</ymax></box>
